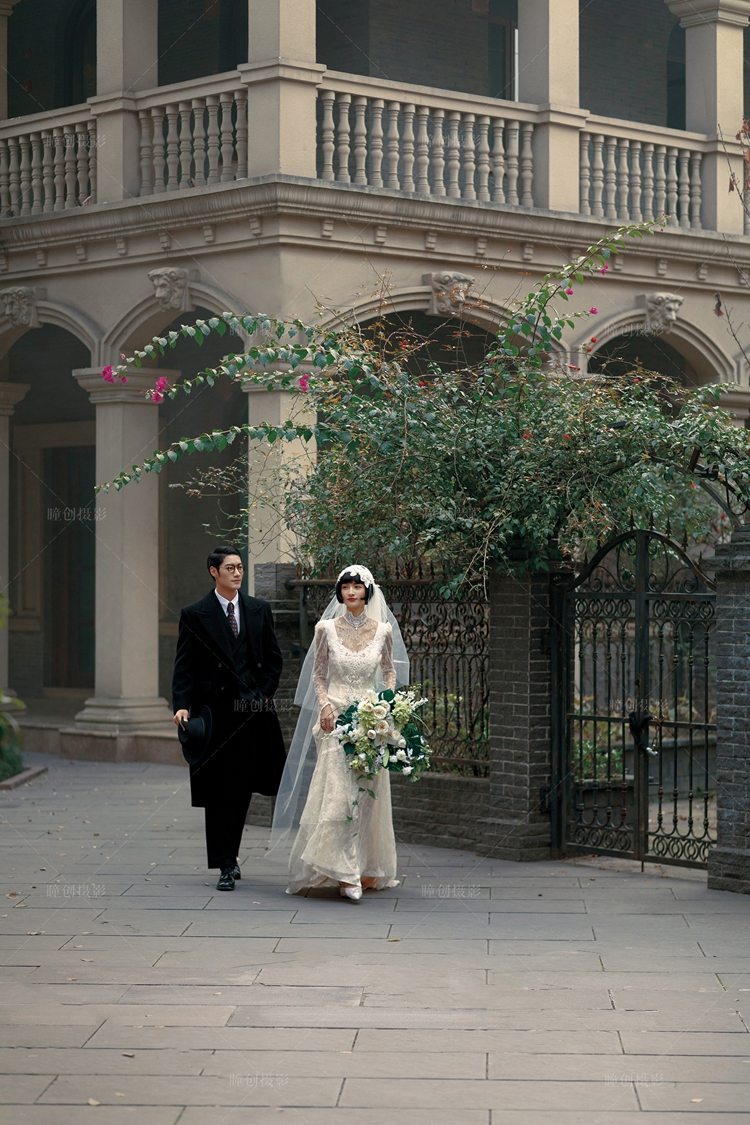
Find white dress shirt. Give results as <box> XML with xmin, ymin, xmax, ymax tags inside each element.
<box><xmin>214</xmin><ymin>589</ymin><xmax>240</xmax><ymax>635</ymax></box>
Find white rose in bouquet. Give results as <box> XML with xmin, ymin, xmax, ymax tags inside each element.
<box><xmin>373</xmin><ymin>703</ymin><xmax>389</xmax><ymax>719</ymax></box>
<box><xmin>395</xmin><ymin>749</ymin><xmax>407</xmax><ymax>761</ymax></box>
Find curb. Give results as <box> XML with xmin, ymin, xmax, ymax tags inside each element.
<box><xmin>0</xmin><ymin>765</ymin><xmax>48</xmax><ymax>790</ymax></box>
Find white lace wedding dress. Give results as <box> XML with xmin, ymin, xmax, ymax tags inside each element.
<box><xmin>287</xmin><ymin>612</ymin><xmax>399</xmax><ymax>893</ymax></box>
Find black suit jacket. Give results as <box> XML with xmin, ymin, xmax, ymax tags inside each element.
<box><xmin>172</xmin><ymin>590</ymin><xmax>283</xmax><ymax>716</ymax></box>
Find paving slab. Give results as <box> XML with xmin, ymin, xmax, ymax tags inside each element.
<box><xmin>2</xmin><ymin>752</ymin><xmax>749</xmax><ymax>1125</ymax></box>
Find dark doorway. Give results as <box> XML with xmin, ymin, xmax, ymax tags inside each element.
<box><xmin>361</xmin><ymin>310</ymin><xmax>496</xmax><ymax>377</ymax></box>
<box><xmin>42</xmin><ymin>447</ymin><xmax>96</xmax><ymax>689</ymax></box>
<box><xmin>666</xmin><ymin>23</ymin><xmax>686</xmax><ymax>131</ymax></box>
<box><xmin>588</xmin><ymin>333</ymin><xmax>688</xmax><ymax>383</ymax></box>
<box><xmin>61</xmin><ymin>0</ymin><xmax>97</xmax><ymax>106</ymax></box>
<box><xmin>488</xmin><ymin>0</ymin><xmax>518</xmax><ymax>100</ymax></box>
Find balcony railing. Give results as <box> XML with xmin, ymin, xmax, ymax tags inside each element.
<box><xmin>317</xmin><ymin>72</ymin><xmax>537</xmax><ymax>206</ymax></box>
<box><xmin>0</xmin><ymin>103</ymin><xmax>96</xmax><ymax>215</ymax></box>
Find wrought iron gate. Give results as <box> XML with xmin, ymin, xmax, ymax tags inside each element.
<box><xmin>551</xmin><ymin>530</ymin><xmax>717</xmax><ymax>868</ymax></box>
<box><xmin>289</xmin><ymin>575</ymin><xmax>489</xmax><ymax>776</ymax></box>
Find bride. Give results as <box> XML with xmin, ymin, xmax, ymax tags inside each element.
<box><xmin>269</xmin><ymin>566</ymin><xmax>409</xmax><ymax>901</ymax></box>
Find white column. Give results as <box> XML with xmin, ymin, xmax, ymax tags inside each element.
<box><xmin>0</xmin><ymin>2</ymin><xmax>20</xmax><ymax>121</ymax></box>
<box><xmin>71</xmin><ymin>368</ymin><xmax>178</xmax><ymax>731</ymax></box>
<box><xmin>666</xmin><ymin>0</ymin><xmax>750</xmax><ymax>233</ymax></box>
<box><xmin>0</xmin><ymin>381</ymin><xmax>28</xmax><ymax>689</ymax></box>
<box><xmin>88</xmin><ymin>0</ymin><xmax>159</xmax><ymax>203</ymax></box>
<box><xmin>240</xmin><ymin>0</ymin><xmax>324</xmax><ymax>178</ymax></box>
<box><xmin>517</xmin><ymin>0</ymin><xmax>585</xmax><ymax>213</ymax></box>
<box><xmin>243</xmin><ymin>381</ymin><xmax>315</xmax><ymax>596</ymax></box>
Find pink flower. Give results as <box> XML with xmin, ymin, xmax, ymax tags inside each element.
<box><xmin>298</xmin><ymin>374</ymin><xmax>309</xmax><ymax>392</ymax></box>
<box><xmin>101</xmin><ymin>365</ymin><xmax>115</xmax><ymax>383</ymax></box>
<box><xmin>151</xmin><ymin>391</ymin><xmax>164</xmax><ymax>404</ymax></box>
<box><xmin>154</xmin><ymin>376</ymin><xmax>169</xmax><ymax>392</ymax></box>
<box><xmin>118</xmin><ymin>375</ymin><xmax>128</xmax><ymax>383</ymax></box>
<box><xmin>589</xmin><ymin>307</ymin><xmax>598</xmax><ymax>314</ymax></box>
<box><xmin>600</xmin><ymin>264</ymin><xmax>609</xmax><ymax>275</ymax></box>
<box><xmin>565</xmin><ymin>287</ymin><xmax>574</xmax><ymax>295</ymax></box>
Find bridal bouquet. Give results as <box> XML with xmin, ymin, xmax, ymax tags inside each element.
<box><xmin>335</xmin><ymin>688</ymin><xmax>430</xmax><ymax>782</ymax></box>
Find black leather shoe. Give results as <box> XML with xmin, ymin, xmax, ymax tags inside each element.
<box><xmin>217</xmin><ymin>868</ymin><xmax>235</xmax><ymax>891</ymax></box>
<box><xmin>231</xmin><ymin>864</ymin><xmax>241</xmax><ymax>880</ymax></box>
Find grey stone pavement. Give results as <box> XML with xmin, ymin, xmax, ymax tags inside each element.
<box><xmin>1</xmin><ymin>752</ymin><xmax>750</xmax><ymax>1125</ymax></box>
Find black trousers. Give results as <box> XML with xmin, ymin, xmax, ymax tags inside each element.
<box><xmin>205</xmin><ymin>793</ymin><xmax>252</xmax><ymax>870</ymax></box>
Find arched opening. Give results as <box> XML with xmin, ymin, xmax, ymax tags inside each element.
<box><xmin>61</xmin><ymin>0</ymin><xmax>97</xmax><ymax>107</ymax></box>
<box><xmin>360</xmin><ymin>309</ymin><xmax>497</xmax><ymax>377</ymax></box>
<box><xmin>588</xmin><ymin>332</ymin><xmax>691</xmax><ymax>384</ymax></box>
<box><xmin>156</xmin><ymin>307</ymin><xmax>246</xmax><ymax>696</ymax></box>
<box><xmin>666</xmin><ymin>22</ymin><xmax>686</xmax><ymax>131</ymax></box>
<box><xmin>6</xmin><ymin>325</ymin><xmax>93</xmax><ymax>704</ymax></box>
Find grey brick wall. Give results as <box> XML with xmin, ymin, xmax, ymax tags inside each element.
<box><xmin>707</xmin><ymin>530</ymin><xmax>750</xmax><ymax>895</ymax></box>
<box><xmin>484</xmin><ymin>570</ymin><xmax>552</xmax><ymax>861</ymax></box>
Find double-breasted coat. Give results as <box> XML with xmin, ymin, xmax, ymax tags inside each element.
<box><xmin>172</xmin><ymin>590</ymin><xmax>286</xmax><ymax>807</ymax></box>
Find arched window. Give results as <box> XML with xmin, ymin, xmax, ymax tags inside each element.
<box><xmin>61</xmin><ymin>0</ymin><xmax>96</xmax><ymax>107</ymax></box>
<box><xmin>667</xmin><ymin>22</ymin><xmax>686</xmax><ymax>130</ymax></box>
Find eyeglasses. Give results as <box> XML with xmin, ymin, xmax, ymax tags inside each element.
<box><xmin>221</xmin><ymin>563</ymin><xmax>244</xmax><ymax>574</ymax></box>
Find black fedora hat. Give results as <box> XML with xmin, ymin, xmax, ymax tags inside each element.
<box><xmin>177</xmin><ymin>704</ymin><xmax>213</xmax><ymax>765</ymax></box>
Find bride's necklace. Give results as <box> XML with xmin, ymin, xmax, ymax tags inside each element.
<box><xmin>344</xmin><ymin>609</ymin><xmax>367</xmax><ymax>629</ymax></box>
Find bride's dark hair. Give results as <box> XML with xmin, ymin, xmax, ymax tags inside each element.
<box><xmin>335</xmin><ymin>570</ymin><xmax>374</xmax><ymax>604</ymax></box>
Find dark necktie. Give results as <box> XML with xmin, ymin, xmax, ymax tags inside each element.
<box><xmin>226</xmin><ymin>600</ymin><xmax>238</xmax><ymax>638</ymax></box>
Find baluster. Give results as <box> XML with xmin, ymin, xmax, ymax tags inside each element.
<box><xmin>352</xmin><ymin>95</ymin><xmax>368</xmax><ymax>185</ymax></box>
<box><xmin>690</xmin><ymin>151</ymin><xmax>702</xmax><ymax>230</ymax></box>
<box><xmin>666</xmin><ymin>146</ymin><xmax>678</xmax><ymax>225</ymax></box>
<box><xmin>490</xmin><ymin>118</ymin><xmax>506</xmax><ymax>204</ymax></box>
<box><xmin>616</xmin><ymin>138</ymin><xmax>630</xmax><ymax>220</ymax></box>
<box><xmin>678</xmin><ymin>149</ymin><xmax>690</xmax><ymax>228</ymax></box>
<box><xmin>75</xmin><ymin>121</ymin><xmax>90</xmax><ymax>203</ymax></box>
<box><xmin>335</xmin><ymin>92</ymin><xmax>351</xmax><ymax>183</ymax></box>
<box><xmin>432</xmin><ymin>109</ymin><xmax>446</xmax><ymax>196</ymax></box>
<box><xmin>30</xmin><ymin>131</ymin><xmax>43</xmax><ymax>213</ymax></box>
<box><xmin>603</xmin><ymin>136</ymin><xmax>617</xmax><ymax>220</ymax></box>
<box><xmin>320</xmin><ymin>90</ymin><xmax>335</xmax><ymax>181</ymax></box>
<box><xmin>219</xmin><ymin>92</ymin><xmax>234</xmax><ymax>182</ymax></box>
<box><xmin>476</xmin><ymin>115</ymin><xmax>490</xmax><ymax>202</ymax></box>
<box><xmin>654</xmin><ymin>144</ymin><xmax>666</xmax><ymax>218</ymax></box>
<box><xmin>165</xmin><ymin>103</ymin><xmax>180</xmax><ymax>189</ymax></box>
<box><xmin>8</xmin><ymin>137</ymin><xmax>20</xmax><ymax>215</ymax></box>
<box><xmin>178</xmin><ymin>101</ymin><xmax>193</xmax><ymax>187</ymax></box>
<box><xmin>151</xmin><ymin>107</ymin><xmax>166</xmax><ymax>192</ymax></box>
<box><xmin>0</xmin><ymin>140</ymin><xmax>9</xmax><ymax>216</ymax></box>
<box><xmin>641</xmin><ymin>142</ymin><xmax>654</xmax><ymax>221</ymax></box>
<box><xmin>629</xmin><ymin>140</ymin><xmax>642</xmax><ymax>222</ymax></box>
<box><xmin>234</xmin><ymin>89</ymin><xmax>247</xmax><ymax>179</ymax></box>
<box><xmin>369</xmin><ymin>98</ymin><xmax>384</xmax><ymax>187</ymax></box>
<box><xmin>446</xmin><ymin>111</ymin><xmax>461</xmax><ymax>198</ymax></box>
<box><xmin>520</xmin><ymin>121</ymin><xmax>534</xmax><ymax>206</ymax></box>
<box><xmin>505</xmin><ymin>120</ymin><xmax>519</xmax><ymax>205</ymax></box>
<box><xmin>460</xmin><ymin>113</ymin><xmax>476</xmax><ymax>200</ymax></box>
<box><xmin>579</xmin><ymin>131</ymin><xmax>591</xmax><ymax>215</ymax></box>
<box><xmin>63</xmin><ymin>131</ymin><xmax>77</xmax><ymax>210</ymax></box>
<box><xmin>205</xmin><ymin>95</ymin><xmax>221</xmax><ymax>185</ymax></box>
<box><xmin>19</xmin><ymin>135</ymin><xmax>32</xmax><ymax>215</ymax></box>
<box><xmin>192</xmin><ymin>98</ymin><xmax>207</xmax><ymax>185</ymax></box>
<box><xmin>138</xmin><ymin>109</ymin><xmax>153</xmax><ymax>195</ymax></box>
<box><xmin>386</xmin><ymin>101</ymin><xmax>401</xmax><ymax>189</ymax></box>
<box><xmin>591</xmin><ymin>134</ymin><xmax>604</xmax><ymax>217</ymax></box>
<box><xmin>415</xmin><ymin>105</ymin><xmax>430</xmax><ymax>194</ymax></box>
<box><xmin>401</xmin><ymin>103</ymin><xmax>415</xmax><ymax>191</ymax></box>
<box><xmin>52</xmin><ymin>128</ymin><xmax>64</xmax><ymax>211</ymax></box>
<box><xmin>87</xmin><ymin>117</ymin><xmax>97</xmax><ymax>203</ymax></box>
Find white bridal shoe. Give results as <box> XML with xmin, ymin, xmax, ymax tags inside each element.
<box><xmin>340</xmin><ymin>883</ymin><xmax>362</xmax><ymax>901</ymax></box>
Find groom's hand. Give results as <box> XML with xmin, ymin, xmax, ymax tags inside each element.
<box><xmin>174</xmin><ymin>709</ymin><xmax>189</xmax><ymax>729</ymax></box>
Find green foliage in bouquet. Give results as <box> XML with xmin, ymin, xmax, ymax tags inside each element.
<box><xmin>335</xmin><ymin>688</ymin><xmax>431</xmax><ymax>783</ymax></box>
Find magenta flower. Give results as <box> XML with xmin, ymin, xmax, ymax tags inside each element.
<box><xmin>154</xmin><ymin>376</ymin><xmax>169</xmax><ymax>392</ymax></box>
<box><xmin>298</xmin><ymin>374</ymin><xmax>309</xmax><ymax>392</ymax></box>
<box><xmin>118</xmin><ymin>375</ymin><xmax>128</xmax><ymax>383</ymax></box>
<box><xmin>151</xmin><ymin>391</ymin><xmax>164</xmax><ymax>404</ymax></box>
<box><xmin>101</xmin><ymin>365</ymin><xmax>115</xmax><ymax>383</ymax></box>
<box><xmin>589</xmin><ymin>307</ymin><xmax>598</xmax><ymax>314</ymax></box>
<box><xmin>565</xmin><ymin>287</ymin><xmax>574</xmax><ymax>295</ymax></box>
<box><xmin>600</xmin><ymin>264</ymin><xmax>609</xmax><ymax>275</ymax></box>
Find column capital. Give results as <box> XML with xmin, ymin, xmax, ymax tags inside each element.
<box><xmin>0</xmin><ymin>381</ymin><xmax>29</xmax><ymax>416</ymax></box>
<box><xmin>0</xmin><ymin>2</ymin><xmax>22</xmax><ymax>18</ymax></box>
<box><xmin>665</xmin><ymin>0</ymin><xmax>750</xmax><ymax>27</ymax></box>
<box><xmin>72</xmin><ymin>367</ymin><xmax>181</xmax><ymax>405</ymax></box>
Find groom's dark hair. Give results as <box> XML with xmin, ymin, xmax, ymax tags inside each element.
<box><xmin>207</xmin><ymin>545</ymin><xmax>243</xmax><ymax>580</ymax></box>
<box><xmin>336</xmin><ymin>570</ymin><xmax>374</xmax><ymax>604</ymax></box>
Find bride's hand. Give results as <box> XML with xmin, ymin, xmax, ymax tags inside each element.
<box><xmin>320</xmin><ymin>703</ymin><xmax>335</xmax><ymax>733</ymax></box>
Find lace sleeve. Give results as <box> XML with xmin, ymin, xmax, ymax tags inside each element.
<box><xmin>313</xmin><ymin>621</ymin><xmax>330</xmax><ymax>708</ymax></box>
<box><xmin>380</xmin><ymin>624</ymin><xmax>397</xmax><ymax>690</ymax></box>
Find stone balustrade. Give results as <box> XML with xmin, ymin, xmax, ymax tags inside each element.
<box><xmin>0</xmin><ymin>103</ymin><xmax>97</xmax><ymax>215</ymax></box>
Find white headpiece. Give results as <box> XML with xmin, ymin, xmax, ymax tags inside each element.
<box><xmin>337</xmin><ymin>565</ymin><xmax>374</xmax><ymax>588</ymax></box>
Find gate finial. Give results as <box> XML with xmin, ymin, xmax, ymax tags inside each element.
<box><xmin>666</xmin><ymin>518</ymin><xmax>672</xmax><ymax>538</ymax></box>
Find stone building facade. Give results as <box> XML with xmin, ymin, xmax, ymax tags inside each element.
<box><xmin>1</xmin><ymin>0</ymin><xmax>750</xmax><ymax>785</ymax></box>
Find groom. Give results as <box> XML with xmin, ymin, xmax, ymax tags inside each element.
<box><xmin>172</xmin><ymin>545</ymin><xmax>285</xmax><ymax>890</ymax></box>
